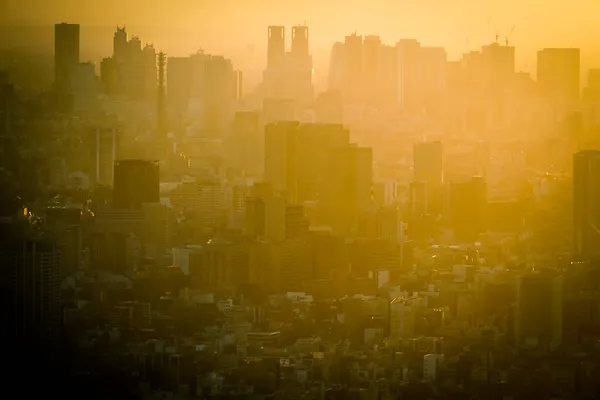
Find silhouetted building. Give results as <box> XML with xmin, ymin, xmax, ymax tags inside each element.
<box><xmin>573</xmin><ymin>151</ymin><xmax>600</xmax><ymax>259</ymax></box>
<box><xmin>397</xmin><ymin>40</ymin><xmax>447</xmax><ymax>112</ymax></box>
<box><xmin>322</xmin><ymin>145</ymin><xmax>373</xmax><ymax>235</ymax></box>
<box><xmin>267</xmin><ymin>26</ymin><xmax>286</xmax><ymax>69</ymax></box>
<box><xmin>264</xmin><ymin>121</ymin><xmax>300</xmax><ymax>202</ymax></box>
<box><xmin>167</xmin><ymin>56</ymin><xmax>192</xmax><ymax>112</ymax></box>
<box><xmin>54</xmin><ymin>23</ymin><xmax>80</xmax><ymax>93</ymax></box>
<box><xmin>583</xmin><ymin>69</ymin><xmax>600</xmax><ymax>102</ymax></box>
<box><xmin>113</xmin><ymin>160</ymin><xmax>160</xmax><ymax>209</ymax></box>
<box><xmin>447</xmin><ymin>176</ymin><xmax>487</xmax><ymax>242</ymax></box>
<box><xmin>1</xmin><ymin>229</ymin><xmax>62</xmax><ymax>348</ymax></box>
<box><xmin>537</xmin><ymin>48</ymin><xmax>580</xmax><ymax>102</ymax></box>
<box><xmin>316</xmin><ymin>90</ymin><xmax>343</xmax><ymax>124</ymax></box>
<box><xmin>515</xmin><ymin>273</ymin><xmax>563</xmax><ymax>348</ymax></box>
<box><xmin>414</xmin><ymin>141</ymin><xmax>444</xmax><ymax>214</ymax></box>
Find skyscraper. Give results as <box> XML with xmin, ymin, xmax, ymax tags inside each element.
<box><xmin>515</xmin><ymin>273</ymin><xmax>563</xmax><ymax>348</ymax></box>
<box><xmin>167</xmin><ymin>56</ymin><xmax>192</xmax><ymax>112</ymax></box>
<box><xmin>537</xmin><ymin>48</ymin><xmax>580</xmax><ymax>102</ymax></box>
<box><xmin>0</xmin><ymin>223</ymin><xmax>62</xmax><ymax>348</ymax></box>
<box><xmin>322</xmin><ymin>145</ymin><xmax>373</xmax><ymax>235</ymax></box>
<box><xmin>573</xmin><ymin>151</ymin><xmax>600</xmax><ymax>259</ymax></box>
<box><xmin>267</xmin><ymin>26</ymin><xmax>286</xmax><ymax>69</ymax></box>
<box><xmin>397</xmin><ymin>40</ymin><xmax>447</xmax><ymax>112</ymax></box>
<box><xmin>342</xmin><ymin>34</ymin><xmax>364</xmax><ymax>104</ymax></box>
<box><xmin>264</xmin><ymin>121</ymin><xmax>299</xmax><ymax>202</ymax></box>
<box><xmin>291</xmin><ymin>26</ymin><xmax>309</xmax><ymax>56</ymax></box>
<box><xmin>113</xmin><ymin>160</ymin><xmax>160</xmax><ymax>209</ymax></box>
<box><xmin>54</xmin><ymin>23</ymin><xmax>80</xmax><ymax>93</ymax></box>
<box><xmin>413</xmin><ymin>141</ymin><xmax>444</xmax><ymax>214</ymax></box>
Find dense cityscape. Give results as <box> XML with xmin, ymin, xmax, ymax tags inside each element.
<box><xmin>1</xmin><ymin>9</ymin><xmax>600</xmax><ymax>400</ymax></box>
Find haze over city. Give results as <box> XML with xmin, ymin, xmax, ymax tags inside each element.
<box><xmin>3</xmin><ymin>0</ymin><xmax>600</xmax><ymax>86</ymax></box>
<box><xmin>3</xmin><ymin>1</ymin><xmax>600</xmax><ymax>399</ymax></box>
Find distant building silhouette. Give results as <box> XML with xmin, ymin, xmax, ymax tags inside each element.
<box><xmin>267</xmin><ymin>26</ymin><xmax>286</xmax><ymax>69</ymax></box>
<box><xmin>413</xmin><ymin>141</ymin><xmax>444</xmax><ymax>215</ymax></box>
<box><xmin>0</xmin><ymin>222</ymin><xmax>62</xmax><ymax>348</ymax></box>
<box><xmin>54</xmin><ymin>23</ymin><xmax>80</xmax><ymax>93</ymax></box>
<box><xmin>113</xmin><ymin>159</ymin><xmax>160</xmax><ymax>209</ymax></box>
<box><xmin>537</xmin><ymin>48</ymin><xmax>580</xmax><ymax>102</ymax></box>
<box><xmin>573</xmin><ymin>151</ymin><xmax>600</xmax><ymax>259</ymax></box>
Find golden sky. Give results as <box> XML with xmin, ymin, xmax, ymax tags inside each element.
<box><xmin>2</xmin><ymin>0</ymin><xmax>600</xmax><ymax>69</ymax></box>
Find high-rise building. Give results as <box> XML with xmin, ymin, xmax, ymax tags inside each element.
<box><xmin>515</xmin><ymin>273</ymin><xmax>563</xmax><ymax>348</ymax></box>
<box><xmin>267</xmin><ymin>26</ymin><xmax>286</xmax><ymax>69</ymax></box>
<box><xmin>413</xmin><ymin>141</ymin><xmax>444</xmax><ymax>214</ymax></box>
<box><xmin>264</xmin><ymin>121</ymin><xmax>300</xmax><ymax>201</ymax></box>
<box><xmin>447</xmin><ymin>176</ymin><xmax>487</xmax><ymax>242</ymax></box>
<box><xmin>54</xmin><ymin>23</ymin><xmax>80</xmax><ymax>93</ymax></box>
<box><xmin>45</xmin><ymin>205</ymin><xmax>84</xmax><ymax>278</ymax></box>
<box><xmin>196</xmin><ymin>180</ymin><xmax>225</xmax><ymax>239</ymax></box>
<box><xmin>0</xmin><ymin>226</ymin><xmax>62</xmax><ymax>348</ymax></box>
<box><xmin>262</xmin><ymin>98</ymin><xmax>296</xmax><ymax>124</ymax></box>
<box><xmin>537</xmin><ymin>48</ymin><xmax>580</xmax><ymax>102</ymax></box>
<box><xmin>583</xmin><ymin>69</ymin><xmax>600</xmax><ymax>102</ymax></box>
<box><xmin>90</xmin><ymin>125</ymin><xmax>120</xmax><ymax>186</ymax></box>
<box><xmin>342</xmin><ymin>34</ymin><xmax>364</xmax><ymax>104</ymax></box>
<box><xmin>328</xmin><ymin>42</ymin><xmax>345</xmax><ymax>91</ymax></box>
<box><xmin>397</xmin><ymin>40</ymin><xmax>447</xmax><ymax>112</ymax></box>
<box><xmin>167</xmin><ymin>57</ymin><xmax>192</xmax><ymax>112</ymax></box>
<box><xmin>362</xmin><ymin>35</ymin><xmax>381</xmax><ymax>104</ymax></box>
<box><xmin>322</xmin><ymin>145</ymin><xmax>373</xmax><ymax>235</ymax></box>
<box><xmin>315</xmin><ymin>90</ymin><xmax>343</xmax><ymax>124</ymax></box>
<box><xmin>100</xmin><ymin>57</ymin><xmax>118</xmax><ymax>95</ymax></box>
<box><xmin>113</xmin><ymin>160</ymin><xmax>160</xmax><ymax>209</ymax></box>
<box><xmin>142</xmin><ymin>44</ymin><xmax>157</xmax><ymax>99</ymax></box>
<box><xmin>573</xmin><ymin>151</ymin><xmax>600</xmax><ymax>259</ymax></box>
<box><xmin>296</xmin><ymin>123</ymin><xmax>350</xmax><ymax>201</ymax></box>
<box><xmin>291</xmin><ymin>26</ymin><xmax>309</xmax><ymax>56</ymax></box>
<box><xmin>113</xmin><ymin>26</ymin><xmax>128</xmax><ymax>62</ymax></box>
<box><xmin>228</xmin><ymin>111</ymin><xmax>263</xmax><ymax>176</ymax></box>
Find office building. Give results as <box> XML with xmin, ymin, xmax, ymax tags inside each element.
<box><xmin>315</xmin><ymin>90</ymin><xmax>343</xmax><ymax>124</ymax></box>
<box><xmin>537</xmin><ymin>48</ymin><xmax>580</xmax><ymax>102</ymax></box>
<box><xmin>583</xmin><ymin>69</ymin><xmax>600</xmax><ymax>101</ymax></box>
<box><xmin>0</xmin><ymin>229</ymin><xmax>62</xmax><ymax>347</ymax></box>
<box><xmin>413</xmin><ymin>141</ymin><xmax>444</xmax><ymax>214</ymax></box>
<box><xmin>45</xmin><ymin>205</ymin><xmax>84</xmax><ymax>278</ymax></box>
<box><xmin>267</xmin><ymin>26</ymin><xmax>286</xmax><ymax>69</ymax></box>
<box><xmin>264</xmin><ymin>121</ymin><xmax>300</xmax><ymax>201</ymax></box>
<box><xmin>514</xmin><ymin>273</ymin><xmax>563</xmax><ymax>348</ymax></box>
<box><xmin>196</xmin><ymin>180</ymin><xmax>225</xmax><ymax>239</ymax></box>
<box><xmin>342</xmin><ymin>33</ymin><xmax>364</xmax><ymax>104</ymax></box>
<box><xmin>322</xmin><ymin>145</ymin><xmax>373</xmax><ymax>235</ymax></box>
<box><xmin>447</xmin><ymin>176</ymin><xmax>487</xmax><ymax>242</ymax></box>
<box><xmin>113</xmin><ymin>160</ymin><xmax>160</xmax><ymax>209</ymax></box>
<box><xmin>167</xmin><ymin>57</ymin><xmax>192</xmax><ymax>112</ymax></box>
<box><xmin>54</xmin><ymin>23</ymin><xmax>80</xmax><ymax>93</ymax></box>
<box><xmin>397</xmin><ymin>40</ymin><xmax>447</xmax><ymax>112</ymax></box>
<box><xmin>89</xmin><ymin>125</ymin><xmax>120</xmax><ymax>186</ymax></box>
<box><xmin>573</xmin><ymin>151</ymin><xmax>600</xmax><ymax>259</ymax></box>
<box><xmin>390</xmin><ymin>297</ymin><xmax>419</xmax><ymax>340</ymax></box>
<box><xmin>228</xmin><ymin>111</ymin><xmax>263</xmax><ymax>176</ymax></box>
<box><xmin>262</xmin><ymin>98</ymin><xmax>295</xmax><ymax>124</ymax></box>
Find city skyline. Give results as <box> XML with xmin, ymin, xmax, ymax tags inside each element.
<box><xmin>2</xmin><ymin>0</ymin><xmax>600</xmax><ymax>80</ymax></box>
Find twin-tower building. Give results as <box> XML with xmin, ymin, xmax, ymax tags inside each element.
<box><xmin>262</xmin><ymin>26</ymin><xmax>314</xmax><ymax>109</ymax></box>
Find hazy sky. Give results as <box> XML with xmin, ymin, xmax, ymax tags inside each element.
<box><xmin>2</xmin><ymin>0</ymin><xmax>600</xmax><ymax>72</ymax></box>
